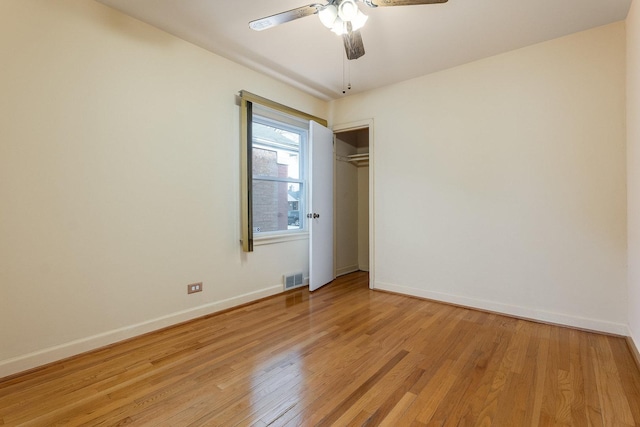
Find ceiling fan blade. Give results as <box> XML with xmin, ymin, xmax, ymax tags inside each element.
<box><xmin>249</xmin><ymin>4</ymin><xmax>322</xmax><ymax>31</ymax></box>
<box><xmin>343</xmin><ymin>29</ymin><xmax>365</xmax><ymax>60</ymax></box>
<box><xmin>368</xmin><ymin>0</ymin><xmax>447</xmax><ymax>6</ymax></box>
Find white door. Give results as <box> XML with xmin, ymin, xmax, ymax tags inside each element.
<box><xmin>309</xmin><ymin>121</ymin><xmax>334</xmax><ymax>291</ymax></box>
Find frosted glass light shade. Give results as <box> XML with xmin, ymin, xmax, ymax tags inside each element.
<box><xmin>338</xmin><ymin>0</ymin><xmax>358</xmax><ymax>21</ymax></box>
<box><xmin>319</xmin><ymin>5</ymin><xmax>338</xmax><ymax>28</ymax></box>
<box><xmin>321</xmin><ymin>0</ymin><xmax>367</xmax><ymax>36</ymax></box>
<box><xmin>351</xmin><ymin>10</ymin><xmax>368</xmax><ymax>31</ymax></box>
<box><xmin>331</xmin><ymin>17</ymin><xmax>346</xmax><ymax>35</ymax></box>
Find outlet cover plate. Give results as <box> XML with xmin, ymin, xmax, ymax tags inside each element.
<box><xmin>187</xmin><ymin>282</ymin><xmax>203</xmax><ymax>294</ymax></box>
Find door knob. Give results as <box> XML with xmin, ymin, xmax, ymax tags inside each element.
<box><xmin>313</xmin><ymin>213</ymin><xmax>320</xmax><ymax>219</ymax></box>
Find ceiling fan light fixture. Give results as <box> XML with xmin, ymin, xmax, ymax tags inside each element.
<box><xmin>338</xmin><ymin>0</ymin><xmax>359</xmax><ymax>21</ymax></box>
<box><xmin>250</xmin><ymin>0</ymin><xmax>449</xmax><ymax>62</ymax></box>
<box><xmin>318</xmin><ymin>4</ymin><xmax>338</xmax><ymax>28</ymax></box>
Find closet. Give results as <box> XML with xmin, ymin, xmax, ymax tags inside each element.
<box><xmin>334</xmin><ymin>128</ymin><xmax>369</xmax><ymax>276</ymax></box>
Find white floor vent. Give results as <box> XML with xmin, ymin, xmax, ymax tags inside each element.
<box><xmin>284</xmin><ymin>272</ymin><xmax>304</xmax><ymax>290</ymax></box>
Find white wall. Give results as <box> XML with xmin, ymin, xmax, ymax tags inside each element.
<box><xmin>332</xmin><ymin>22</ymin><xmax>628</xmax><ymax>334</ymax></box>
<box><xmin>628</xmin><ymin>1</ymin><xmax>640</xmax><ymax>350</ymax></box>
<box><xmin>0</xmin><ymin>0</ymin><xmax>326</xmax><ymax>377</ymax></box>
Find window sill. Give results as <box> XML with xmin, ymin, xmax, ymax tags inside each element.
<box><xmin>253</xmin><ymin>232</ymin><xmax>309</xmax><ymax>246</ymax></box>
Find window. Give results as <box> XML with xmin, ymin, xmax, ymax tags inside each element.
<box><xmin>251</xmin><ymin>114</ymin><xmax>307</xmax><ymax>234</ymax></box>
<box><xmin>239</xmin><ymin>91</ymin><xmax>328</xmax><ymax>252</ymax></box>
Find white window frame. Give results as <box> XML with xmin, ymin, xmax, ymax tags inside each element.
<box><xmin>251</xmin><ymin>112</ymin><xmax>308</xmax><ymax>241</ymax></box>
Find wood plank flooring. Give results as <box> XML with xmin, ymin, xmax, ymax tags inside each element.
<box><xmin>1</xmin><ymin>271</ymin><xmax>640</xmax><ymax>426</ymax></box>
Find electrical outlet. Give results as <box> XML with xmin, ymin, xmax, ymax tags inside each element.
<box><xmin>187</xmin><ymin>282</ymin><xmax>203</xmax><ymax>294</ymax></box>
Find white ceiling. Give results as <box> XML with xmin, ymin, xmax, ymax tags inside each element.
<box><xmin>95</xmin><ymin>0</ymin><xmax>631</xmax><ymax>100</ymax></box>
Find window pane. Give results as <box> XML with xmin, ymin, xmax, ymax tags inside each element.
<box><xmin>253</xmin><ymin>181</ymin><xmax>302</xmax><ymax>233</ymax></box>
<box><xmin>252</xmin><ymin>122</ymin><xmax>300</xmax><ymax>179</ymax></box>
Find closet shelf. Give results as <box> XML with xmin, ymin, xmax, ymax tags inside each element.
<box><xmin>346</xmin><ymin>153</ymin><xmax>369</xmax><ymax>167</ymax></box>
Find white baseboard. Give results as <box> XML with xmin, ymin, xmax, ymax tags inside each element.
<box><xmin>374</xmin><ymin>281</ymin><xmax>629</xmax><ymax>336</ymax></box>
<box><xmin>336</xmin><ymin>264</ymin><xmax>359</xmax><ymax>277</ymax></box>
<box><xmin>0</xmin><ymin>284</ymin><xmax>282</xmax><ymax>379</ymax></box>
<box><xmin>628</xmin><ymin>333</ymin><xmax>640</xmax><ymax>371</ymax></box>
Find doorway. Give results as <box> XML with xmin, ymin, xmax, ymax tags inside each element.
<box><xmin>333</xmin><ymin>120</ymin><xmax>373</xmax><ymax>289</ymax></box>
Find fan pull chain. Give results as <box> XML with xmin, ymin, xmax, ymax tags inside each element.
<box><xmin>342</xmin><ymin>52</ymin><xmax>352</xmax><ymax>95</ymax></box>
<box><xmin>342</xmin><ymin>51</ymin><xmax>346</xmax><ymax>94</ymax></box>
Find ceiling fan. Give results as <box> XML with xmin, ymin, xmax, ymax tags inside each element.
<box><xmin>249</xmin><ymin>0</ymin><xmax>448</xmax><ymax>61</ymax></box>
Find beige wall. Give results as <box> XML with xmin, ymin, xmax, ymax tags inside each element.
<box><xmin>0</xmin><ymin>0</ymin><xmax>326</xmax><ymax>377</ymax></box>
<box><xmin>628</xmin><ymin>0</ymin><xmax>640</xmax><ymax>349</ymax></box>
<box><xmin>332</xmin><ymin>22</ymin><xmax>628</xmax><ymax>334</ymax></box>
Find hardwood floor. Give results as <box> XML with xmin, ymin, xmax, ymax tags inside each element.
<box><xmin>1</xmin><ymin>271</ymin><xmax>640</xmax><ymax>426</ymax></box>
